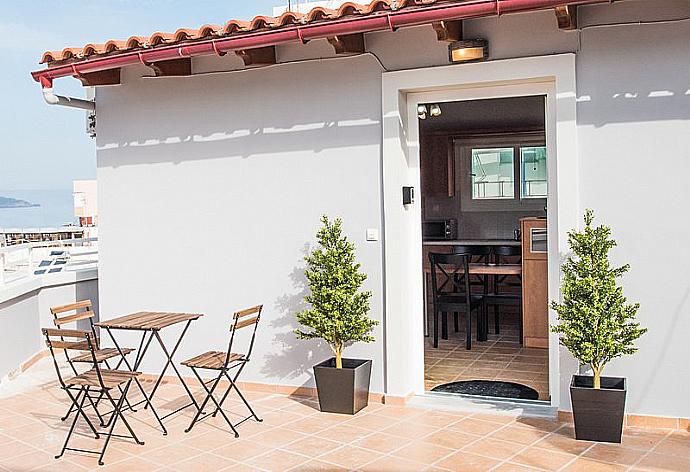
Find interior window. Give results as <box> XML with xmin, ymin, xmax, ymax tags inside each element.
<box><xmin>471</xmin><ymin>148</ymin><xmax>515</xmax><ymax>200</ymax></box>
<box><xmin>520</xmin><ymin>146</ymin><xmax>547</xmax><ymax>198</ymax></box>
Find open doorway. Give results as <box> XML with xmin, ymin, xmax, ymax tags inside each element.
<box><xmin>420</xmin><ymin>96</ymin><xmax>550</xmax><ymax>403</ymax></box>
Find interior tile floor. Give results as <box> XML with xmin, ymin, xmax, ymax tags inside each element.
<box><xmin>1</xmin><ymin>358</ymin><xmax>687</xmax><ymax>471</ymax></box>
<box><xmin>425</xmin><ymin>311</ymin><xmax>550</xmax><ymax>401</ymax></box>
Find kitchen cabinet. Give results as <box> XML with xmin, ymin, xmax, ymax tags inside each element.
<box><xmin>521</xmin><ymin>217</ymin><xmax>548</xmax><ymax>349</ymax></box>
<box><xmin>420</xmin><ymin>134</ymin><xmax>455</xmax><ymax>197</ymax></box>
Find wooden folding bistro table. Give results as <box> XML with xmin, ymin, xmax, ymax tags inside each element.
<box><xmin>96</xmin><ymin>311</ymin><xmax>203</xmax><ymax>434</ymax></box>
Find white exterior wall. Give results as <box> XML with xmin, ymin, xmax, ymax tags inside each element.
<box><xmin>96</xmin><ymin>56</ymin><xmax>386</xmax><ymax>393</ymax></box>
<box><xmin>96</xmin><ymin>0</ymin><xmax>690</xmax><ymax>416</ymax></box>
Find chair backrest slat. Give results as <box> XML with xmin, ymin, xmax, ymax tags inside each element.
<box><xmin>45</xmin><ymin>340</ymin><xmax>86</xmax><ymax>350</ymax></box>
<box><xmin>42</xmin><ymin>327</ymin><xmax>103</xmax><ymax>389</ymax></box>
<box><xmin>50</xmin><ymin>300</ymin><xmax>92</xmax><ymax>315</ymax></box>
<box><xmin>234</xmin><ymin>305</ymin><xmax>262</xmax><ymax>319</ymax></box>
<box><xmin>43</xmin><ymin>328</ymin><xmax>90</xmax><ymax>338</ymax></box>
<box><xmin>223</xmin><ymin>305</ymin><xmax>263</xmax><ymax>368</ymax></box>
<box><xmin>54</xmin><ymin>310</ymin><xmax>94</xmax><ymax>326</ymax></box>
<box><xmin>234</xmin><ymin>316</ymin><xmax>259</xmax><ymax>330</ymax></box>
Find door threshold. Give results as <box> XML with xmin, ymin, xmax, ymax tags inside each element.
<box><xmin>409</xmin><ymin>391</ymin><xmax>557</xmax><ymax>419</ymax></box>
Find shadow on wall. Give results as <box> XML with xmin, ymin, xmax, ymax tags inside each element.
<box><xmin>576</xmin><ymin>20</ymin><xmax>690</xmax><ymax>127</ymax></box>
<box><xmin>96</xmin><ymin>56</ymin><xmax>383</xmax><ymax>168</ymax></box>
<box><xmin>261</xmin><ymin>243</ymin><xmax>331</xmax><ymax>386</ymax></box>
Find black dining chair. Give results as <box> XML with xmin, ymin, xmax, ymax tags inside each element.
<box><xmin>486</xmin><ymin>245</ymin><xmax>523</xmax><ymax>344</ymax></box>
<box><xmin>451</xmin><ymin>245</ymin><xmax>491</xmax><ymax>335</ymax></box>
<box><xmin>428</xmin><ymin>252</ymin><xmax>485</xmax><ymax>350</ymax></box>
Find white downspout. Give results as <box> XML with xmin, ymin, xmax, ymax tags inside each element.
<box><xmin>42</xmin><ymin>87</ymin><xmax>95</xmax><ymax>111</ymax></box>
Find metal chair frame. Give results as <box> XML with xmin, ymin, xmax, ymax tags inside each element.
<box><xmin>43</xmin><ymin>328</ymin><xmax>144</xmax><ymax>466</ymax></box>
<box><xmin>429</xmin><ymin>253</ymin><xmax>485</xmax><ymax>349</ymax></box>
<box><xmin>50</xmin><ymin>300</ymin><xmax>137</xmax><ymax>425</ymax></box>
<box><xmin>183</xmin><ymin>305</ymin><xmax>264</xmax><ymax>437</ymax></box>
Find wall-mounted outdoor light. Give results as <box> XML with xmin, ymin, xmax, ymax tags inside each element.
<box><xmin>417</xmin><ymin>104</ymin><xmax>428</xmax><ymax>120</ymax></box>
<box><xmin>418</xmin><ymin>104</ymin><xmax>442</xmax><ymax>120</ymax></box>
<box><xmin>448</xmin><ymin>39</ymin><xmax>488</xmax><ymax>63</ymax></box>
<box><xmin>403</xmin><ymin>186</ymin><xmax>415</xmax><ymax>205</ymax></box>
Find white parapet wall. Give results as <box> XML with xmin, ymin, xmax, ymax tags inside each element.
<box><xmin>0</xmin><ymin>269</ymin><xmax>99</xmax><ymax>382</ymax></box>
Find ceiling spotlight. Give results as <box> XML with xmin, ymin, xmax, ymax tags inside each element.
<box><xmin>449</xmin><ymin>39</ymin><xmax>489</xmax><ymax>63</ymax></box>
<box><xmin>417</xmin><ymin>104</ymin><xmax>428</xmax><ymax>120</ymax></box>
<box><xmin>430</xmin><ymin>104</ymin><xmax>442</xmax><ymax>117</ymax></box>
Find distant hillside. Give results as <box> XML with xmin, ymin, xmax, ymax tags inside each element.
<box><xmin>0</xmin><ymin>196</ymin><xmax>40</xmax><ymax>208</ymax></box>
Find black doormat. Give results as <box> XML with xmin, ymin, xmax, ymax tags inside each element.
<box><xmin>431</xmin><ymin>380</ymin><xmax>539</xmax><ymax>400</ymax></box>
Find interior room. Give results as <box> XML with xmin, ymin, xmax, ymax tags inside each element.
<box><xmin>420</xmin><ymin>96</ymin><xmax>550</xmax><ymax>402</ymax></box>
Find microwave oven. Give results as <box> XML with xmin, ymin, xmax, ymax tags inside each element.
<box><xmin>423</xmin><ymin>219</ymin><xmax>457</xmax><ymax>240</ymax></box>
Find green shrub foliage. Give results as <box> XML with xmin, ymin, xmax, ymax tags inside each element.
<box><xmin>295</xmin><ymin>216</ymin><xmax>378</xmax><ymax>368</ymax></box>
<box><xmin>551</xmin><ymin>209</ymin><xmax>646</xmax><ymax>389</ymax></box>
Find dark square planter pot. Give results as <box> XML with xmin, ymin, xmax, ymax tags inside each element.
<box><xmin>570</xmin><ymin>375</ymin><xmax>627</xmax><ymax>443</ymax></box>
<box><xmin>313</xmin><ymin>358</ymin><xmax>372</xmax><ymax>415</ymax></box>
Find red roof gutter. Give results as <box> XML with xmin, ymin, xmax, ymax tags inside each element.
<box><xmin>32</xmin><ymin>0</ymin><xmax>608</xmax><ymax>87</ymax></box>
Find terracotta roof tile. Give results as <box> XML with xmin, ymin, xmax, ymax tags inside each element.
<box><xmin>38</xmin><ymin>0</ymin><xmax>436</xmax><ymax>65</ymax></box>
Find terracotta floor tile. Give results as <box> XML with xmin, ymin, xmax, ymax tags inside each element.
<box><xmin>0</xmin><ymin>450</ymin><xmax>57</xmax><ymax>471</ymax></box>
<box><xmin>353</xmin><ymin>431</ymin><xmax>413</xmax><ymax>453</ymax></box>
<box><xmin>284</xmin><ymin>416</ymin><xmax>336</xmax><ymax>434</ymax></box>
<box><xmin>391</xmin><ymin>440</ymin><xmax>454</xmax><ymax>463</ymax></box>
<box><xmin>489</xmin><ymin>424</ymin><xmax>549</xmax><ymax>445</ymax></box>
<box><xmin>620</xmin><ymin>428</ymin><xmax>670</xmax><ymax>450</ymax></box>
<box><xmin>101</xmin><ymin>455</ymin><xmax>164</xmax><ymax>471</ymax></box>
<box><xmin>285</xmin><ymin>435</ymin><xmax>342</xmax><ymax>458</ymax></box>
<box><xmin>532</xmin><ymin>432</ymin><xmax>594</xmax><ymax>455</ymax></box>
<box><xmin>421</xmin><ymin>429</ymin><xmax>479</xmax><ymax>450</ymax></box>
<box><xmin>360</xmin><ymin>454</ymin><xmax>427</xmax><ymax>471</ymax></box>
<box><xmin>583</xmin><ymin>443</ymin><xmax>647</xmax><ymax>465</ymax></box>
<box><xmin>449</xmin><ymin>418</ymin><xmax>506</xmax><ymax>436</ymax></box>
<box><xmin>653</xmin><ymin>435</ymin><xmax>690</xmax><ymax>458</ymax></box>
<box><xmin>436</xmin><ymin>451</ymin><xmax>501</xmax><ymax>471</ymax></box>
<box><xmin>462</xmin><ymin>438</ymin><xmax>526</xmax><ymax>460</ymax></box>
<box><xmin>345</xmin><ymin>412</ymin><xmax>400</xmax><ymax>431</ymax></box>
<box><xmin>380</xmin><ymin>421</ymin><xmax>438</xmax><ymax>440</ymax></box>
<box><xmin>0</xmin><ymin>440</ymin><xmax>40</xmax><ymax>458</ymax></box>
<box><xmin>470</xmin><ymin>412</ymin><xmax>517</xmax><ymax>424</ymax></box>
<box><xmin>247</xmin><ymin>449</ymin><xmax>309</xmax><ymax>472</ymax></box>
<box><xmin>214</xmin><ymin>439</ymin><xmax>270</xmax><ymax>462</ymax></box>
<box><xmin>633</xmin><ymin>452</ymin><xmax>690</xmax><ymax>471</ymax></box>
<box><xmin>172</xmin><ymin>452</ymin><xmax>236</xmax><ymax>471</ymax></box>
<box><xmin>413</xmin><ymin>411</ymin><xmax>465</xmax><ymax>429</ymax></box>
<box><xmin>514</xmin><ymin>417</ymin><xmax>562</xmax><ymax>432</ymax></box>
<box><xmin>319</xmin><ymin>445</ymin><xmax>382</xmax><ymax>469</ymax></box>
<box><xmin>250</xmin><ymin>427</ymin><xmax>307</xmax><ymax>449</ymax></box>
<box><xmin>493</xmin><ymin>462</ymin><xmax>544</xmax><ymax>472</ymax></box>
<box><xmin>289</xmin><ymin>459</ymin><xmax>348</xmax><ymax>471</ymax></box>
<box><xmin>511</xmin><ymin>446</ymin><xmax>577</xmax><ymax>469</ymax></box>
<box><xmin>561</xmin><ymin>457</ymin><xmax>628</xmax><ymax>471</ymax></box>
<box><xmin>144</xmin><ymin>443</ymin><xmax>203</xmax><ymax>466</ymax></box>
<box><xmin>317</xmin><ymin>423</ymin><xmax>373</xmax><ymax>443</ymax></box>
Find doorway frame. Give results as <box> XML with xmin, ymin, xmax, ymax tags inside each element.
<box><xmin>381</xmin><ymin>54</ymin><xmax>579</xmax><ymax>410</ymax></box>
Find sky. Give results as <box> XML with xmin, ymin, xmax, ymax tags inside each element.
<box><xmin>0</xmin><ymin>0</ymin><xmax>284</xmax><ymax>191</ymax></box>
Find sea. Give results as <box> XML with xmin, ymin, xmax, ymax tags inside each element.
<box><xmin>0</xmin><ymin>189</ymin><xmax>76</xmax><ymax>229</ymax></box>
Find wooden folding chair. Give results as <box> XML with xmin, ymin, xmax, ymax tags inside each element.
<box><xmin>50</xmin><ymin>300</ymin><xmax>135</xmax><ymax>424</ymax></box>
<box><xmin>181</xmin><ymin>305</ymin><xmax>263</xmax><ymax>437</ymax></box>
<box><xmin>43</xmin><ymin>328</ymin><xmax>144</xmax><ymax>466</ymax></box>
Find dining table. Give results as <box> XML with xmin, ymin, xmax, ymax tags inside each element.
<box><xmin>422</xmin><ymin>263</ymin><xmax>522</xmax><ymax>341</ymax></box>
<box><xmin>96</xmin><ymin>311</ymin><xmax>203</xmax><ymax>434</ymax></box>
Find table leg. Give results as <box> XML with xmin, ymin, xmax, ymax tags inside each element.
<box><xmin>102</xmin><ymin>327</ymin><xmax>168</xmax><ymax>434</ymax></box>
<box><xmin>147</xmin><ymin>321</ymin><xmax>199</xmax><ymax>419</ymax></box>
<box><xmin>423</xmin><ymin>272</ymin><xmax>429</xmax><ymax>337</ymax></box>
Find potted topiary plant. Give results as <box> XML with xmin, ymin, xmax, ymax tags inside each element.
<box><xmin>295</xmin><ymin>215</ymin><xmax>379</xmax><ymax>415</ymax></box>
<box><xmin>551</xmin><ymin>209</ymin><xmax>646</xmax><ymax>443</ymax></box>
